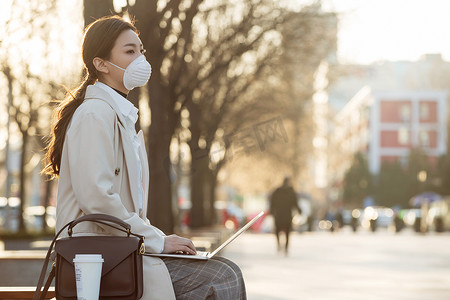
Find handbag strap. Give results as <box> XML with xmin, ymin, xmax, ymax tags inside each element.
<box><xmin>41</xmin><ymin>264</ymin><xmax>56</xmax><ymax>300</ymax></box>
<box><xmin>33</xmin><ymin>214</ymin><xmax>144</xmax><ymax>300</ymax></box>
<box><xmin>33</xmin><ymin>221</ymin><xmax>70</xmax><ymax>300</ymax></box>
<box><xmin>67</xmin><ymin>214</ymin><xmax>131</xmax><ymax>236</ymax></box>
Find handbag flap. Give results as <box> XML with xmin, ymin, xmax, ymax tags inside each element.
<box><xmin>55</xmin><ymin>236</ymin><xmax>140</xmax><ymax>276</ymax></box>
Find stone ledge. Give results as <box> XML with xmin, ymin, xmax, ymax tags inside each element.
<box><xmin>0</xmin><ymin>250</ymin><xmax>47</xmax><ymax>259</ymax></box>
<box><xmin>0</xmin><ymin>286</ymin><xmax>55</xmax><ymax>299</ymax></box>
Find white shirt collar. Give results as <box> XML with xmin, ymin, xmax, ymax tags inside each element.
<box><xmin>94</xmin><ymin>81</ymin><xmax>139</xmax><ymax>124</ymax></box>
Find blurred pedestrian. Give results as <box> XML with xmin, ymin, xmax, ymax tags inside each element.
<box><xmin>269</xmin><ymin>177</ymin><xmax>302</xmax><ymax>254</ymax></box>
<box><xmin>334</xmin><ymin>210</ymin><xmax>344</xmax><ymax>232</ymax></box>
<box><xmin>351</xmin><ymin>215</ymin><xmax>358</xmax><ymax>232</ymax></box>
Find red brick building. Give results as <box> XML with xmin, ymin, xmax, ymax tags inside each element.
<box><xmin>331</xmin><ymin>87</ymin><xmax>447</xmax><ymax>178</ymax></box>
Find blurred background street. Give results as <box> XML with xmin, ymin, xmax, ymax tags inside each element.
<box><xmin>226</xmin><ymin>229</ymin><xmax>450</xmax><ymax>300</ymax></box>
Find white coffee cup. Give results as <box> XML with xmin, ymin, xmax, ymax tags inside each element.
<box><xmin>73</xmin><ymin>254</ymin><xmax>104</xmax><ymax>300</ymax></box>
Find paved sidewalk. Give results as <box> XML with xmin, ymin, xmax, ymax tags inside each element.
<box><xmin>224</xmin><ymin>229</ymin><xmax>450</xmax><ymax>300</ymax></box>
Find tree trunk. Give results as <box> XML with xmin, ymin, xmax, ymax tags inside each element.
<box><xmin>206</xmin><ymin>168</ymin><xmax>218</xmax><ymax>226</ymax></box>
<box><xmin>187</xmin><ymin>99</ymin><xmax>208</xmax><ymax>228</ymax></box>
<box><xmin>147</xmin><ymin>82</ymin><xmax>174</xmax><ymax>234</ymax></box>
<box><xmin>189</xmin><ymin>155</ymin><xmax>210</xmax><ymax>228</ymax></box>
<box><xmin>18</xmin><ymin>132</ymin><xmax>28</xmax><ymax>232</ymax></box>
<box><xmin>83</xmin><ymin>0</ymin><xmax>115</xmax><ymax>26</ymax></box>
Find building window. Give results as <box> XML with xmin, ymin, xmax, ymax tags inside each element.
<box><xmin>419</xmin><ymin>130</ymin><xmax>429</xmax><ymax>147</ymax></box>
<box><xmin>400</xmin><ymin>105</ymin><xmax>410</xmax><ymax>122</ymax></box>
<box><xmin>420</xmin><ymin>103</ymin><xmax>429</xmax><ymax>120</ymax></box>
<box><xmin>398</xmin><ymin>127</ymin><xmax>409</xmax><ymax>145</ymax></box>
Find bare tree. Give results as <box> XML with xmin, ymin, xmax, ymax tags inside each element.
<box><xmin>182</xmin><ymin>2</ymin><xmax>337</xmax><ymax>226</ymax></box>
<box><xmin>1</xmin><ymin>0</ymin><xmax>62</xmax><ymax>232</ymax></box>
<box><xmin>181</xmin><ymin>1</ymin><xmax>292</xmax><ymax>226</ymax></box>
<box><xmin>122</xmin><ymin>0</ymin><xmax>338</xmax><ymax>230</ymax></box>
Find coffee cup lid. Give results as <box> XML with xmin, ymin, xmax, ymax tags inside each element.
<box><xmin>73</xmin><ymin>254</ymin><xmax>104</xmax><ymax>263</ymax></box>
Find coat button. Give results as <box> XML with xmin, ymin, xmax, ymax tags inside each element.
<box><xmin>115</xmin><ymin>168</ymin><xmax>120</xmax><ymax>175</ymax></box>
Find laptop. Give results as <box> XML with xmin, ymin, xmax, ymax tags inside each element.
<box><xmin>145</xmin><ymin>211</ymin><xmax>264</xmax><ymax>260</ymax></box>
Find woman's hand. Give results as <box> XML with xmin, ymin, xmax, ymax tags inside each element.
<box><xmin>162</xmin><ymin>234</ymin><xmax>197</xmax><ymax>255</ymax></box>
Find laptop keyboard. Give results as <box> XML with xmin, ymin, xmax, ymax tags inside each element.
<box><xmin>195</xmin><ymin>251</ymin><xmax>209</xmax><ymax>257</ymax></box>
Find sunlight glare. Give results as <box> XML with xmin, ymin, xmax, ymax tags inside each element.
<box><xmin>0</xmin><ymin>0</ymin><xmax>12</xmax><ymax>25</ymax></box>
<box><xmin>323</xmin><ymin>0</ymin><xmax>450</xmax><ymax>63</ymax></box>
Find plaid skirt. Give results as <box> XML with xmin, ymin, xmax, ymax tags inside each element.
<box><xmin>162</xmin><ymin>256</ymin><xmax>247</xmax><ymax>300</ymax></box>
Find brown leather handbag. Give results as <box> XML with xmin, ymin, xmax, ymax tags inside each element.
<box><xmin>34</xmin><ymin>214</ymin><xmax>145</xmax><ymax>300</ymax></box>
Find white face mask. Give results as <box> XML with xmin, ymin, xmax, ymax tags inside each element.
<box><xmin>107</xmin><ymin>55</ymin><xmax>152</xmax><ymax>90</ymax></box>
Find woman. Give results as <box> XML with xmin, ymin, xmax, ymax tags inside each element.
<box><xmin>43</xmin><ymin>15</ymin><xmax>246</xmax><ymax>300</ymax></box>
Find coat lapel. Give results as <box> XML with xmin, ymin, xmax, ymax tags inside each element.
<box><xmin>137</xmin><ymin>130</ymin><xmax>149</xmax><ymax>217</ymax></box>
<box><xmin>117</xmin><ymin>123</ymin><xmax>141</xmax><ymax>214</ymax></box>
<box><xmin>84</xmin><ymin>85</ymin><xmax>141</xmax><ymax>214</ymax></box>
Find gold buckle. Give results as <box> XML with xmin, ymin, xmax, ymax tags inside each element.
<box><xmin>139</xmin><ymin>237</ymin><xmax>145</xmax><ymax>254</ymax></box>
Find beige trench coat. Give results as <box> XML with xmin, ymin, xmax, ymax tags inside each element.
<box><xmin>55</xmin><ymin>84</ymin><xmax>176</xmax><ymax>300</ymax></box>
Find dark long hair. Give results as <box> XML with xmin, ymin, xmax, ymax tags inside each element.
<box><xmin>43</xmin><ymin>15</ymin><xmax>137</xmax><ymax>177</ymax></box>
